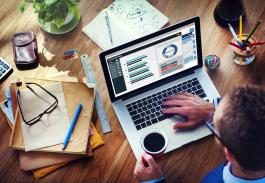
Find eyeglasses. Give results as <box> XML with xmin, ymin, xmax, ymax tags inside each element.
<box><xmin>17</xmin><ymin>82</ymin><xmax>58</xmax><ymax>126</ymax></box>
<box><xmin>205</xmin><ymin>112</ymin><xmax>226</xmax><ymax>146</ymax></box>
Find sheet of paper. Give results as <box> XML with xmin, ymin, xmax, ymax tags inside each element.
<box><xmin>19</xmin><ymin>82</ymin><xmax>70</xmax><ymax>151</ymax></box>
<box><xmin>108</xmin><ymin>0</ymin><xmax>169</xmax><ymax>36</ymax></box>
<box><xmin>82</xmin><ymin>8</ymin><xmax>138</xmax><ymax>50</ymax></box>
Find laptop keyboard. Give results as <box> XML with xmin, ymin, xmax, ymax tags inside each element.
<box><xmin>125</xmin><ymin>78</ymin><xmax>207</xmax><ymax>131</ymax></box>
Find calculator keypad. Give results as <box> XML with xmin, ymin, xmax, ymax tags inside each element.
<box><xmin>0</xmin><ymin>57</ymin><xmax>13</xmax><ymax>84</ymax></box>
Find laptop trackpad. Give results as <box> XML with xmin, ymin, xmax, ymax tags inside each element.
<box><xmin>169</xmin><ymin>114</ymin><xmax>188</xmax><ymax>122</ymax></box>
<box><xmin>162</xmin><ymin>117</ymin><xmax>205</xmax><ymax>152</ymax></box>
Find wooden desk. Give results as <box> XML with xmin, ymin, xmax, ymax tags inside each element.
<box><xmin>0</xmin><ymin>0</ymin><xmax>264</xmax><ymax>182</ymax></box>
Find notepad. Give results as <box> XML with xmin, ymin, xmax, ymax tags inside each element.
<box><xmin>82</xmin><ymin>0</ymin><xmax>169</xmax><ymax>50</ymax></box>
<box><xmin>19</xmin><ymin>82</ymin><xmax>70</xmax><ymax>151</ymax></box>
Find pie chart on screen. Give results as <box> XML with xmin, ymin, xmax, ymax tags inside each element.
<box><xmin>162</xmin><ymin>44</ymin><xmax>178</xmax><ymax>59</ymax></box>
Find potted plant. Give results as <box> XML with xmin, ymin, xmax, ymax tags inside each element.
<box><xmin>19</xmin><ymin>0</ymin><xmax>81</xmax><ymax>34</ymax></box>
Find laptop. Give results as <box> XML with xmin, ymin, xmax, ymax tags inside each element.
<box><xmin>99</xmin><ymin>17</ymin><xmax>220</xmax><ymax>158</ymax></box>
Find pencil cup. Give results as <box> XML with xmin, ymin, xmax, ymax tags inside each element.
<box><xmin>231</xmin><ymin>34</ymin><xmax>257</xmax><ymax>65</ymax></box>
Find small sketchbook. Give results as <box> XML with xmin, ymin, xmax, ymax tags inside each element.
<box><xmin>82</xmin><ymin>0</ymin><xmax>169</xmax><ymax>50</ymax></box>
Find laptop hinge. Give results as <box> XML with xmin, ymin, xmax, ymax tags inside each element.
<box><xmin>122</xmin><ymin>69</ymin><xmax>195</xmax><ymax>101</ymax></box>
<box><xmin>194</xmin><ymin>67</ymin><xmax>202</xmax><ymax>74</ymax></box>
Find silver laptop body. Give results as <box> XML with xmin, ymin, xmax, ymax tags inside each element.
<box><xmin>99</xmin><ymin>17</ymin><xmax>220</xmax><ymax>158</ymax></box>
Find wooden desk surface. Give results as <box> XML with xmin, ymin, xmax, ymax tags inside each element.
<box><xmin>0</xmin><ymin>0</ymin><xmax>264</xmax><ymax>182</ymax></box>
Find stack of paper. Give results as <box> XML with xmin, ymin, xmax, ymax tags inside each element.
<box><xmin>0</xmin><ymin>79</ymin><xmax>104</xmax><ymax>179</ymax></box>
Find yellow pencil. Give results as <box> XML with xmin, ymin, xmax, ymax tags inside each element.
<box><xmin>239</xmin><ymin>15</ymin><xmax>243</xmax><ymax>64</ymax></box>
<box><xmin>239</xmin><ymin>15</ymin><xmax>242</xmax><ymax>42</ymax></box>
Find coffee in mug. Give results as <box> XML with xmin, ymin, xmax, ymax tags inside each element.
<box><xmin>141</xmin><ymin>129</ymin><xmax>168</xmax><ymax>158</ymax></box>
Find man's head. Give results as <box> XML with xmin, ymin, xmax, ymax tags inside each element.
<box><xmin>214</xmin><ymin>85</ymin><xmax>265</xmax><ymax>171</ymax></box>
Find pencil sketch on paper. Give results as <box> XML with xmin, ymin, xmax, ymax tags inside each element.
<box><xmin>108</xmin><ymin>0</ymin><xmax>167</xmax><ymax>36</ymax></box>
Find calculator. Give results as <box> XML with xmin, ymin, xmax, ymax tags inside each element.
<box><xmin>0</xmin><ymin>57</ymin><xmax>13</xmax><ymax>85</ymax></box>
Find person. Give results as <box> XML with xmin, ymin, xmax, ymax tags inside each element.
<box><xmin>134</xmin><ymin>85</ymin><xmax>265</xmax><ymax>183</ymax></box>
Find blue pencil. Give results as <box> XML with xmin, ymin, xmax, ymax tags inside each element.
<box><xmin>62</xmin><ymin>104</ymin><xmax>83</xmax><ymax>150</ymax></box>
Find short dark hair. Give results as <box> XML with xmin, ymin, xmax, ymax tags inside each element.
<box><xmin>219</xmin><ymin>85</ymin><xmax>265</xmax><ymax>171</ymax></box>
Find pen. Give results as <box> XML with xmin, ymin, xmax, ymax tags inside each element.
<box><xmin>229</xmin><ymin>42</ymin><xmax>245</xmax><ymax>50</ymax></box>
<box><xmin>62</xmin><ymin>104</ymin><xmax>83</xmax><ymax>150</ymax></box>
<box><xmin>245</xmin><ymin>20</ymin><xmax>261</xmax><ymax>42</ymax></box>
<box><xmin>105</xmin><ymin>11</ymin><xmax>113</xmax><ymax>46</ymax></box>
<box><xmin>228</xmin><ymin>23</ymin><xmax>244</xmax><ymax>48</ymax></box>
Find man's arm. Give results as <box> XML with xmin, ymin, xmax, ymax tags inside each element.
<box><xmin>134</xmin><ymin>152</ymin><xmax>164</xmax><ymax>182</ymax></box>
<box><xmin>134</xmin><ymin>93</ymin><xmax>215</xmax><ymax>182</ymax></box>
<box><xmin>162</xmin><ymin>92</ymin><xmax>215</xmax><ymax>129</ymax></box>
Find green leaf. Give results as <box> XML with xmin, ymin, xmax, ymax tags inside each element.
<box><xmin>44</xmin><ymin>11</ymin><xmax>53</xmax><ymax>22</ymax></box>
<box><xmin>53</xmin><ymin>17</ymin><xmax>66</xmax><ymax>28</ymax></box>
<box><xmin>51</xmin><ymin>0</ymin><xmax>69</xmax><ymax>27</ymax></box>
<box><xmin>44</xmin><ymin>0</ymin><xmax>57</xmax><ymax>6</ymax></box>
<box><xmin>69</xmin><ymin>0</ymin><xmax>80</xmax><ymax>5</ymax></box>
<box><xmin>19</xmin><ymin>2</ymin><xmax>26</xmax><ymax>12</ymax></box>
<box><xmin>33</xmin><ymin>0</ymin><xmax>44</xmax><ymax>3</ymax></box>
<box><xmin>38</xmin><ymin>10</ymin><xmax>46</xmax><ymax>20</ymax></box>
<box><xmin>19</xmin><ymin>0</ymin><xmax>79</xmax><ymax>27</ymax></box>
<box><xmin>33</xmin><ymin>2</ymin><xmax>44</xmax><ymax>13</ymax></box>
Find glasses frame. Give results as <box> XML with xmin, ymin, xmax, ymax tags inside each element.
<box><xmin>17</xmin><ymin>82</ymin><xmax>59</xmax><ymax>126</ymax></box>
<box><xmin>205</xmin><ymin>112</ymin><xmax>226</xmax><ymax>146</ymax></box>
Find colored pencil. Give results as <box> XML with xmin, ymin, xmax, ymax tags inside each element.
<box><xmin>62</xmin><ymin>104</ymin><xmax>83</xmax><ymax>150</ymax></box>
<box><xmin>228</xmin><ymin>23</ymin><xmax>244</xmax><ymax>48</ymax></box>
<box><xmin>239</xmin><ymin>15</ymin><xmax>243</xmax><ymax>42</ymax></box>
<box><xmin>245</xmin><ymin>20</ymin><xmax>261</xmax><ymax>42</ymax></box>
<box><xmin>246</xmin><ymin>42</ymin><xmax>265</xmax><ymax>46</ymax></box>
<box><xmin>239</xmin><ymin>16</ymin><xmax>243</xmax><ymax>64</ymax></box>
<box><xmin>239</xmin><ymin>57</ymin><xmax>243</xmax><ymax>64</ymax></box>
<box><xmin>229</xmin><ymin>42</ymin><xmax>245</xmax><ymax>50</ymax></box>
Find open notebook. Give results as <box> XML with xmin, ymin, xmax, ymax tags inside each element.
<box><xmin>82</xmin><ymin>0</ymin><xmax>169</xmax><ymax>50</ymax></box>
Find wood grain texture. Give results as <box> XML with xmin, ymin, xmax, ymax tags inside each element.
<box><xmin>0</xmin><ymin>0</ymin><xmax>264</xmax><ymax>182</ymax></box>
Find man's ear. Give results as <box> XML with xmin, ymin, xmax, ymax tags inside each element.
<box><xmin>224</xmin><ymin>147</ymin><xmax>236</xmax><ymax>163</ymax></box>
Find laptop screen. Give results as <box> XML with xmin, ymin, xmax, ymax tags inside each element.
<box><xmin>100</xmin><ymin>17</ymin><xmax>202</xmax><ymax>101</ymax></box>
<box><xmin>105</xmin><ymin>22</ymin><xmax>198</xmax><ymax>97</ymax></box>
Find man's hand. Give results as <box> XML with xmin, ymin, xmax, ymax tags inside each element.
<box><xmin>162</xmin><ymin>92</ymin><xmax>215</xmax><ymax>129</ymax></box>
<box><xmin>134</xmin><ymin>152</ymin><xmax>163</xmax><ymax>182</ymax></box>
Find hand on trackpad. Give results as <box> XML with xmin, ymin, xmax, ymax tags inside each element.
<box><xmin>165</xmin><ymin>113</ymin><xmax>188</xmax><ymax>122</ymax></box>
<box><xmin>161</xmin><ymin>92</ymin><xmax>215</xmax><ymax>130</ymax></box>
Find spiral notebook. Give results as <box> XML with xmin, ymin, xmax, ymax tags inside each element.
<box><xmin>82</xmin><ymin>0</ymin><xmax>169</xmax><ymax>50</ymax></box>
